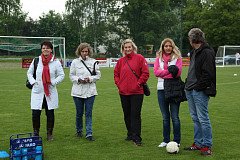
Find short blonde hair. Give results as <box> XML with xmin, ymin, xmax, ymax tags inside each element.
<box><xmin>120</xmin><ymin>39</ymin><xmax>137</xmax><ymax>56</ymax></box>
<box><xmin>157</xmin><ymin>38</ymin><xmax>181</xmax><ymax>60</ymax></box>
<box><xmin>75</xmin><ymin>43</ymin><xmax>93</xmax><ymax>57</ymax></box>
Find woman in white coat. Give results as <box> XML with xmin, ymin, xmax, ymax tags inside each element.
<box><xmin>69</xmin><ymin>43</ymin><xmax>101</xmax><ymax>141</ymax></box>
<box><xmin>27</xmin><ymin>41</ymin><xmax>65</xmax><ymax>141</ymax></box>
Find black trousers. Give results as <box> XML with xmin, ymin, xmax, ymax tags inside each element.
<box><xmin>32</xmin><ymin>96</ymin><xmax>55</xmax><ymax>131</ymax></box>
<box><xmin>120</xmin><ymin>94</ymin><xmax>143</xmax><ymax>142</ymax></box>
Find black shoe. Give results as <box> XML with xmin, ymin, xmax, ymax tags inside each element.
<box><xmin>86</xmin><ymin>136</ymin><xmax>95</xmax><ymax>141</ymax></box>
<box><xmin>125</xmin><ymin>136</ymin><xmax>132</xmax><ymax>141</ymax></box>
<box><xmin>47</xmin><ymin>134</ymin><xmax>53</xmax><ymax>141</ymax></box>
<box><xmin>76</xmin><ymin>131</ymin><xmax>83</xmax><ymax>138</ymax></box>
<box><xmin>133</xmin><ymin>141</ymin><xmax>142</xmax><ymax>146</ymax></box>
<box><xmin>33</xmin><ymin>131</ymin><xmax>39</xmax><ymax>137</ymax></box>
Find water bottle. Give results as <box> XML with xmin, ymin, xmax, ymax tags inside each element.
<box><xmin>12</xmin><ymin>149</ymin><xmax>21</xmax><ymax>160</ymax></box>
<box><xmin>35</xmin><ymin>146</ymin><xmax>42</xmax><ymax>160</ymax></box>
<box><xmin>21</xmin><ymin>148</ymin><xmax>28</xmax><ymax>160</ymax></box>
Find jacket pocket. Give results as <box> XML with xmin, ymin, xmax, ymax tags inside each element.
<box><xmin>204</xmin><ymin>82</ymin><xmax>216</xmax><ymax>97</ymax></box>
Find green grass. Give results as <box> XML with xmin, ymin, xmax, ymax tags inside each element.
<box><xmin>0</xmin><ymin>62</ymin><xmax>240</xmax><ymax>160</ymax></box>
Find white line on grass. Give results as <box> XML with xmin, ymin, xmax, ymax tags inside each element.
<box><xmin>217</xmin><ymin>81</ymin><xmax>240</xmax><ymax>85</ymax></box>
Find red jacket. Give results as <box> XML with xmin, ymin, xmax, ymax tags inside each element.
<box><xmin>114</xmin><ymin>52</ymin><xmax>150</xmax><ymax>95</ymax></box>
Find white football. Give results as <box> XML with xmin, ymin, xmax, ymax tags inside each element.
<box><xmin>166</xmin><ymin>141</ymin><xmax>179</xmax><ymax>154</ymax></box>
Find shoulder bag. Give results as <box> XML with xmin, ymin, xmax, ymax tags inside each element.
<box><xmin>125</xmin><ymin>59</ymin><xmax>150</xmax><ymax>96</ymax></box>
<box><xmin>81</xmin><ymin>60</ymin><xmax>99</xmax><ymax>76</ymax></box>
<box><xmin>26</xmin><ymin>57</ymin><xmax>39</xmax><ymax>89</ymax></box>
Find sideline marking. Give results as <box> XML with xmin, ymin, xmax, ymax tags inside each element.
<box><xmin>217</xmin><ymin>81</ymin><xmax>240</xmax><ymax>85</ymax></box>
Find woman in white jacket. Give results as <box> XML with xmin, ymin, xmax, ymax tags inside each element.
<box><xmin>27</xmin><ymin>41</ymin><xmax>65</xmax><ymax>141</ymax></box>
<box><xmin>69</xmin><ymin>43</ymin><xmax>101</xmax><ymax>141</ymax></box>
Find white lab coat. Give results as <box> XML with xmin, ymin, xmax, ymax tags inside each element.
<box><xmin>27</xmin><ymin>55</ymin><xmax>65</xmax><ymax>110</ymax></box>
<box><xmin>69</xmin><ymin>57</ymin><xmax>101</xmax><ymax>98</ymax></box>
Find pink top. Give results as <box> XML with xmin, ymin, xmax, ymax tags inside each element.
<box><xmin>153</xmin><ymin>54</ymin><xmax>182</xmax><ymax>79</ymax></box>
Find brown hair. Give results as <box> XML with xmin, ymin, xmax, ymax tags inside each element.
<box><xmin>75</xmin><ymin>43</ymin><xmax>93</xmax><ymax>57</ymax></box>
<box><xmin>188</xmin><ymin>28</ymin><xmax>206</xmax><ymax>44</ymax></box>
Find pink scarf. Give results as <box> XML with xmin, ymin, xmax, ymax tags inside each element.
<box><xmin>162</xmin><ymin>52</ymin><xmax>171</xmax><ymax>70</ymax></box>
<box><xmin>41</xmin><ymin>53</ymin><xmax>53</xmax><ymax>96</ymax></box>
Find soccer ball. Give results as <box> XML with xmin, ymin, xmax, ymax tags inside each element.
<box><xmin>166</xmin><ymin>141</ymin><xmax>179</xmax><ymax>154</ymax></box>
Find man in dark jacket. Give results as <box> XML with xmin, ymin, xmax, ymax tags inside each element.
<box><xmin>184</xmin><ymin>28</ymin><xmax>216</xmax><ymax>156</ymax></box>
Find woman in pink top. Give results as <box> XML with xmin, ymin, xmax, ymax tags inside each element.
<box><xmin>153</xmin><ymin>38</ymin><xmax>182</xmax><ymax>147</ymax></box>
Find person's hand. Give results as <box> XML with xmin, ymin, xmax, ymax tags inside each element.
<box><xmin>168</xmin><ymin>65</ymin><xmax>179</xmax><ymax>78</ymax></box>
<box><xmin>78</xmin><ymin>78</ymin><xmax>87</xmax><ymax>84</ymax></box>
<box><xmin>84</xmin><ymin>77</ymin><xmax>90</xmax><ymax>83</ymax></box>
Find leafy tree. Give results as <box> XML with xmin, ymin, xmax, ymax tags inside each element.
<box><xmin>182</xmin><ymin>0</ymin><xmax>240</xmax><ymax>51</ymax></box>
<box><xmin>65</xmin><ymin>0</ymin><xmax>122</xmax><ymax>55</ymax></box>
<box><xmin>0</xmin><ymin>0</ymin><xmax>27</xmax><ymax>36</ymax></box>
<box><xmin>120</xmin><ymin>0</ymin><xmax>181</xmax><ymax>56</ymax></box>
<box><xmin>200</xmin><ymin>0</ymin><xmax>240</xmax><ymax>48</ymax></box>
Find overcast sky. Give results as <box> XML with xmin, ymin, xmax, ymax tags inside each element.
<box><xmin>21</xmin><ymin>0</ymin><xmax>66</xmax><ymax>20</ymax></box>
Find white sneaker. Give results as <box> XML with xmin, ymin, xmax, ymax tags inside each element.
<box><xmin>158</xmin><ymin>142</ymin><xmax>168</xmax><ymax>147</ymax></box>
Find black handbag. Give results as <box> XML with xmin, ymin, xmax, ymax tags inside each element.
<box><xmin>81</xmin><ymin>60</ymin><xmax>99</xmax><ymax>76</ymax></box>
<box><xmin>142</xmin><ymin>83</ymin><xmax>150</xmax><ymax>96</ymax></box>
<box><xmin>26</xmin><ymin>57</ymin><xmax>39</xmax><ymax>89</ymax></box>
<box><xmin>125</xmin><ymin>59</ymin><xmax>150</xmax><ymax>96</ymax></box>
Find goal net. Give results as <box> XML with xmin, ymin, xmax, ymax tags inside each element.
<box><xmin>216</xmin><ymin>45</ymin><xmax>240</xmax><ymax>66</ymax></box>
<box><xmin>0</xmin><ymin>36</ymin><xmax>66</xmax><ymax>67</ymax></box>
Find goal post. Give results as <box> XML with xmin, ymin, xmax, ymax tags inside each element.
<box><xmin>216</xmin><ymin>45</ymin><xmax>240</xmax><ymax>66</ymax></box>
<box><xmin>0</xmin><ymin>36</ymin><xmax>66</xmax><ymax>67</ymax></box>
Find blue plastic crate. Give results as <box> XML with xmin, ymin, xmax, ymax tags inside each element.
<box><xmin>9</xmin><ymin>133</ymin><xmax>43</xmax><ymax>160</ymax></box>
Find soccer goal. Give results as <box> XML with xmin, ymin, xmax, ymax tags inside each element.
<box><xmin>0</xmin><ymin>36</ymin><xmax>66</xmax><ymax>67</ymax></box>
<box><xmin>216</xmin><ymin>45</ymin><xmax>240</xmax><ymax>67</ymax></box>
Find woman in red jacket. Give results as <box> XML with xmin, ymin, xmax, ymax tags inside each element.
<box><xmin>114</xmin><ymin>39</ymin><xmax>149</xmax><ymax>146</ymax></box>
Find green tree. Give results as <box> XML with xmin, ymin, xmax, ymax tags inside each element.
<box><xmin>36</xmin><ymin>11</ymin><xmax>77</xmax><ymax>57</ymax></box>
<box><xmin>0</xmin><ymin>0</ymin><xmax>27</xmax><ymax>36</ymax></box>
<box><xmin>182</xmin><ymin>0</ymin><xmax>240</xmax><ymax>51</ymax></box>
<box><xmin>65</xmin><ymin>0</ymin><xmax>122</xmax><ymax>55</ymax></box>
<box><xmin>120</xmin><ymin>0</ymin><xmax>181</xmax><ymax>55</ymax></box>
<box><xmin>201</xmin><ymin>0</ymin><xmax>240</xmax><ymax>48</ymax></box>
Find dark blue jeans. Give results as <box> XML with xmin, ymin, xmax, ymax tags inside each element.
<box><xmin>73</xmin><ymin>96</ymin><xmax>95</xmax><ymax>137</ymax></box>
<box><xmin>157</xmin><ymin>90</ymin><xmax>181</xmax><ymax>144</ymax></box>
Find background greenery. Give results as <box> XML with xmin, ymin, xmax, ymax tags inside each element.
<box><xmin>1</xmin><ymin>0</ymin><xmax>240</xmax><ymax>57</ymax></box>
<box><xmin>0</xmin><ymin>62</ymin><xmax>240</xmax><ymax>159</ymax></box>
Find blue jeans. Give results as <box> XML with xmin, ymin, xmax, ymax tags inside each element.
<box><xmin>73</xmin><ymin>96</ymin><xmax>95</xmax><ymax>137</ymax></box>
<box><xmin>157</xmin><ymin>90</ymin><xmax>181</xmax><ymax>144</ymax></box>
<box><xmin>185</xmin><ymin>90</ymin><xmax>212</xmax><ymax>147</ymax></box>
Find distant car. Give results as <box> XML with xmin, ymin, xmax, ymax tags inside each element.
<box><xmin>216</xmin><ymin>55</ymin><xmax>237</xmax><ymax>65</ymax></box>
<box><xmin>223</xmin><ymin>55</ymin><xmax>236</xmax><ymax>65</ymax></box>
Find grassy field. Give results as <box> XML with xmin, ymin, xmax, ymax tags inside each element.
<box><xmin>0</xmin><ymin>61</ymin><xmax>240</xmax><ymax>160</ymax></box>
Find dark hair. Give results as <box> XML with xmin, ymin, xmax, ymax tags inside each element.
<box><xmin>41</xmin><ymin>41</ymin><xmax>53</xmax><ymax>50</ymax></box>
<box><xmin>188</xmin><ymin>28</ymin><xmax>206</xmax><ymax>44</ymax></box>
